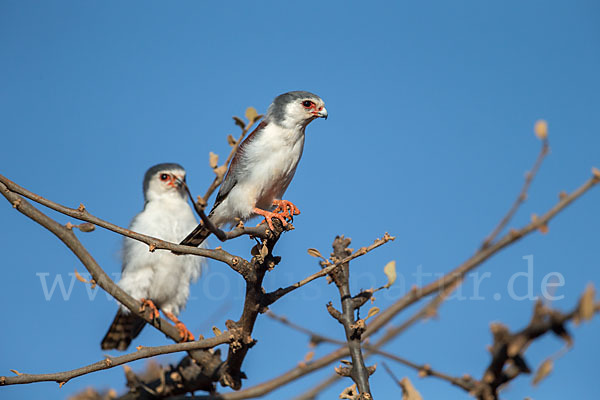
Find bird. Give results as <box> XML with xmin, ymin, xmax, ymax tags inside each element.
<box><xmin>180</xmin><ymin>91</ymin><xmax>327</xmax><ymax>247</ymax></box>
<box><xmin>101</xmin><ymin>163</ymin><xmax>206</xmax><ymax>351</ymax></box>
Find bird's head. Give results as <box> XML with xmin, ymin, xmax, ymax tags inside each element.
<box><xmin>266</xmin><ymin>91</ymin><xmax>327</xmax><ymax>129</ymax></box>
<box><xmin>142</xmin><ymin>163</ymin><xmax>187</xmax><ymax>202</ymax></box>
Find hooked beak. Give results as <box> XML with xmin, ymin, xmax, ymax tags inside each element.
<box><xmin>173</xmin><ymin>175</ymin><xmax>185</xmax><ymax>188</ymax></box>
<box><xmin>313</xmin><ymin>107</ymin><xmax>328</xmax><ymax>120</ymax></box>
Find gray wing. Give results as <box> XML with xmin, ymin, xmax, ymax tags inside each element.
<box><xmin>210</xmin><ymin>120</ymin><xmax>268</xmax><ymax>213</ymax></box>
<box><xmin>180</xmin><ymin>121</ymin><xmax>268</xmax><ymax>247</ymax></box>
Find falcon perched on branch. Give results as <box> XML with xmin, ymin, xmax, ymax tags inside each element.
<box><xmin>101</xmin><ymin>163</ymin><xmax>206</xmax><ymax>351</ymax></box>
<box><xmin>180</xmin><ymin>91</ymin><xmax>327</xmax><ymax>247</ymax></box>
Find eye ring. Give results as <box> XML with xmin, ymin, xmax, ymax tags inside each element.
<box><xmin>159</xmin><ymin>173</ymin><xmax>170</xmax><ymax>181</ymax></box>
<box><xmin>302</xmin><ymin>100</ymin><xmax>314</xmax><ymax>108</ymax></box>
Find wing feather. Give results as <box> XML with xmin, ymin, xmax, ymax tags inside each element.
<box><xmin>211</xmin><ymin>120</ymin><xmax>268</xmax><ymax>212</ymax></box>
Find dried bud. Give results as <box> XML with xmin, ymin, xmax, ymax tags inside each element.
<box><xmin>575</xmin><ymin>283</ymin><xmax>596</xmax><ymax>324</ymax></box>
<box><xmin>232</xmin><ymin>116</ymin><xmax>245</xmax><ymax>129</ymax></box>
<box><xmin>383</xmin><ymin>260</ymin><xmax>397</xmax><ymax>288</ymax></box>
<box><xmin>365</xmin><ymin>307</ymin><xmax>380</xmax><ymax>321</ymax></box>
<box><xmin>74</xmin><ymin>269</ymin><xmax>89</xmax><ymax>284</ymax></box>
<box><xmin>534</xmin><ymin>120</ymin><xmax>548</xmax><ymax>140</ymax></box>
<box><xmin>209</xmin><ymin>152</ymin><xmax>219</xmax><ymax>169</ymax></box>
<box><xmin>77</xmin><ymin>223</ymin><xmax>95</xmax><ymax>232</ymax></box>
<box><xmin>307</xmin><ymin>248</ymin><xmax>324</xmax><ymax>259</ymax></box>
<box><xmin>304</xmin><ymin>351</ymin><xmax>314</xmax><ymax>362</ymax></box>
<box><xmin>227</xmin><ymin>134</ymin><xmax>237</xmax><ymax>146</ymax></box>
<box><xmin>245</xmin><ymin>107</ymin><xmax>259</xmax><ymax>123</ymax></box>
<box><xmin>532</xmin><ymin>358</ymin><xmax>553</xmax><ymax>386</ymax></box>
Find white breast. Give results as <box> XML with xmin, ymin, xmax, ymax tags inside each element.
<box><xmin>117</xmin><ymin>195</ymin><xmax>205</xmax><ymax>316</ymax></box>
<box><xmin>214</xmin><ymin>123</ymin><xmax>306</xmax><ymax>223</ymax></box>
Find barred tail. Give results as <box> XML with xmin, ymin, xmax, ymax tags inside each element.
<box><xmin>180</xmin><ymin>222</ymin><xmax>211</xmax><ymax>247</ymax></box>
<box><xmin>101</xmin><ymin>309</ymin><xmax>146</xmax><ymax>351</ymax></box>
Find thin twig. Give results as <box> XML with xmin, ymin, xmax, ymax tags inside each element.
<box><xmin>365</xmin><ymin>174</ymin><xmax>599</xmax><ymax>339</ymax></box>
<box><xmin>481</xmin><ymin>139</ymin><xmax>550</xmax><ymax>249</ymax></box>
<box><xmin>188</xmin><ymin>173</ymin><xmax>598</xmax><ymax>400</ymax></box>
<box><xmin>183</xmin><ymin>180</ymin><xmax>228</xmax><ymax>241</ymax></box>
<box><xmin>472</xmin><ymin>298</ymin><xmax>600</xmax><ymax>400</ymax></box>
<box><xmin>291</xmin><ymin>374</ymin><xmax>341</xmax><ymax>400</ymax></box>
<box><xmin>183</xmin><ymin>180</ymin><xmax>282</xmax><ymax>244</ymax></box>
<box><xmin>198</xmin><ymin>115</ymin><xmax>261</xmax><ymax>207</ymax></box>
<box><xmin>267</xmin><ymin>311</ymin><xmax>474</xmax><ymax>393</ymax></box>
<box><xmin>0</xmin><ymin>181</ymin><xmax>227</xmax><ymax>378</ymax></box>
<box><xmin>381</xmin><ymin>362</ymin><xmax>403</xmax><ymax>388</ymax></box>
<box><xmin>263</xmin><ymin>233</ymin><xmax>395</xmax><ymax>305</ymax></box>
<box><xmin>0</xmin><ymin>333</ymin><xmax>232</xmax><ymax>387</ymax></box>
<box><xmin>0</xmin><ymin>174</ymin><xmax>258</xmax><ymax>269</ymax></box>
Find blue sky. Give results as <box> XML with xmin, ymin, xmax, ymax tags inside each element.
<box><xmin>1</xmin><ymin>1</ymin><xmax>599</xmax><ymax>399</ymax></box>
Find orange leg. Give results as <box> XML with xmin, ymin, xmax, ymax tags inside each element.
<box><xmin>164</xmin><ymin>311</ymin><xmax>195</xmax><ymax>342</ymax></box>
<box><xmin>253</xmin><ymin>207</ymin><xmax>289</xmax><ymax>231</ymax></box>
<box><xmin>139</xmin><ymin>298</ymin><xmax>160</xmax><ymax>320</ymax></box>
<box><xmin>272</xmin><ymin>199</ymin><xmax>301</xmax><ymax>220</ymax></box>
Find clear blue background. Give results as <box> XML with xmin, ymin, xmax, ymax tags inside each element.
<box><xmin>1</xmin><ymin>1</ymin><xmax>599</xmax><ymax>399</ymax></box>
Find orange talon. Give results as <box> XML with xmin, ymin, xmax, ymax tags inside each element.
<box><xmin>164</xmin><ymin>311</ymin><xmax>195</xmax><ymax>342</ymax></box>
<box><xmin>272</xmin><ymin>199</ymin><xmax>300</xmax><ymax>220</ymax></box>
<box><xmin>253</xmin><ymin>207</ymin><xmax>288</xmax><ymax>231</ymax></box>
<box><xmin>139</xmin><ymin>298</ymin><xmax>160</xmax><ymax>320</ymax></box>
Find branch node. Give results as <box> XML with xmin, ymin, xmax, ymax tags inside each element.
<box><xmin>77</xmin><ymin>222</ymin><xmax>96</xmax><ymax>232</ymax></box>
<box><xmin>418</xmin><ymin>364</ymin><xmax>432</xmax><ymax>377</ymax></box>
<box><xmin>334</xmin><ymin>365</ymin><xmax>352</xmax><ymax>377</ymax></box>
<box><xmin>326</xmin><ymin>302</ymin><xmax>343</xmax><ymax>323</ymax></box>
<box><xmin>349</xmin><ymin>319</ymin><xmax>366</xmax><ymax>337</ymax></box>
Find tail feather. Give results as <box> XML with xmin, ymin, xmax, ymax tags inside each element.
<box><xmin>180</xmin><ymin>222</ymin><xmax>211</xmax><ymax>247</ymax></box>
<box><xmin>101</xmin><ymin>309</ymin><xmax>146</xmax><ymax>351</ymax></box>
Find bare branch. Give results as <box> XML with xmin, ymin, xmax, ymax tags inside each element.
<box><xmin>199</xmin><ymin>173</ymin><xmax>598</xmax><ymax>400</ymax></box>
<box><xmin>0</xmin><ymin>181</ymin><xmax>225</xmax><ymax>389</ymax></box>
<box><xmin>267</xmin><ymin>311</ymin><xmax>474</xmax><ymax>393</ymax></box>
<box><xmin>0</xmin><ymin>333</ymin><xmax>232</xmax><ymax>387</ymax></box>
<box><xmin>0</xmin><ymin>174</ymin><xmax>252</xmax><ymax>269</ymax></box>
<box><xmin>365</xmin><ymin>174</ymin><xmax>599</xmax><ymax>339</ymax></box>
<box><xmin>198</xmin><ymin>113</ymin><xmax>262</xmax><ymax>208</ymax></box>
<box><xmin>263</xmin><ymin>233</ymin><xmax>395</xmax><ymax>305</ymax></box>
<box><xmin>328</xmin><ymin>235</ymin><xmax>372</xmax><ymax>397</ymax></box>
<box><xmin>215</xmin><ymin>219</ymin><xmax>287</xmax><ymax>390</ymax></box>
<box><xmin>472</xmin><ymin>296</ymin><xmax>600</xmax><ymax>400</ymax></box>
<box><xmin>183</xmin><ymin>180</ymin><xmax>282</xmax><ymax>244</ymax></box>
<box><xmin>292</xmin><ymin>374</ymin><xmax>340</xmax><ymax>400</ymax></box>
<box><xmin>481</xmin><ymin>138</ymin><xmax>550</xmax><ymax>248</ymax></box>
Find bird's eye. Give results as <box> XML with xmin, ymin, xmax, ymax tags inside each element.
<box><xmin>160</xmin><ymin>174</ymin><xmax>169</xmax><ymax>181</ymax></box>
<box><xmin>302</xmin><ymin>100</ymin><xmax>314</xmax><ymax>108</ymax></box>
